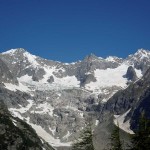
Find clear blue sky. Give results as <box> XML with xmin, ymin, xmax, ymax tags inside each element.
<box><xmin>0</xmin><ymin>0</ymin><xmax>150</xmax><ymax>62</ymax></box>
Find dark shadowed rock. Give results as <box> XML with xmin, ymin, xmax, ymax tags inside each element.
<box><xmin>32</xmin><ymin>68</ymin><xmax>46</xmax><ymax>81</ymax></box>
<box><xmin>81</xmin><ymin>74</ymin><xmax>96</xmax><ymax>86</ymax></box>
<box><xmin>126</xmin><ymin>66</ymin><xmax>138</xmax><ymax>81</ymax></box>
<box><xmin>32</xmin><ymin>74</ymin><xmax>39</xmax><ymax>81</ymax></box>
<box><xmin>47</xmin><ymin>75</ymin><xmax>54</xmax><ymax>83</ymax></box>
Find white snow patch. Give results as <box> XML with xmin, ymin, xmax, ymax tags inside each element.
<box><xmin>105</xmin><ymin>56</ymin><xmax>119</xmax><ymax>62</ymax></box>
<box><xmin>79</xmin><ymin>112</ymin><xmax>84</xmax><ymax>118</ymax></box>
<box><xmin>23</xmin><ymin>51</ymin><xmax>39</xmax><ymax>68</ymax></box>
<box><xmin>9</xmin><ymin>100</ymin><xmax>33</xmax><ymax>114</ymax></box>
<box><xmin>28</xmin><ymin>123</ymin><xmax>72</xmax><ymax>147</ymax></box>
<box><xmin>54</xmin><ymin>114</ymin><xmax>59</xmax><ymax>117</ymax></box>
<box><xmin>9</xmin><ymin>110</ymin><xmax>24</xmax><ymax>120</ymax></box>
<box><xmin>9</xmin><ymin>108</ymin><xmax>71</xmax><ymax>147</ymax></box>
<box><xmin>63</xmin><ymin>131</ymin><xmax>71</xmax><ymax>140</ymax></box>
<box><xmin>103</xmin><ymin>89</ymin><xmax>110</xmax><ymax>94</ymax></box>
<box><xmin>114</xmin><ymin>114</ymin><xmax>120</xmax><ymax>119</ymax></box>
<box><xmin>101</xmin><ymin>98</ymin><xmax>108</xmax><ymax>103</ymax></box>
<box><xmin>31</xmin><ymin>102</ymin><xmax>54</xmax><ymax>116</ymax></box>
<box><xmin>49</xmin><ymin>127</ymin><xmax>56</xmax><ymax>136</ymax></box>
<box><xmin>56</xmin><ymin>93</ymin><xmax>62</xmax><ymax>97</ymax></box>
<box><xmin>2</xmin><ymin>49</ymin><xmax>17</xmax><ymax>55</ymax></box>
<box><xmin>11</xmin><ymin>118</ymin><xmax>17</xmax><ymax>126</ymax></box>
<box><xmin>54</xmin><ymin>75</ymin><xmax>80</xmax><ymax>88</ymax></box>
<box><xmin>95</xmin><ymin>120</ymin><xmax>99</xmax><ymax>126</ymax></box>
<box><xmin>85</xmin><ymin>72</ymin><xmax>92</xmax><ymax>75</ymax></box>
<box><xmin>134</xmin><ymin>68</ymin><xmax>142</xmax><ymax>78</ymax></box>
<box><xmin>4</xmin><ymin>82</ymin><xmax>30</xmax><ymax>92</ymax></box>
<box><xmin>18</xmin><ymin>74</ymin><xmax>32</xmax><ymax>83</ymax></box>
<box><xmin>114</xmin><ymin>109</ymin><xmax>134</xmax><ymax>134</ymax></box>
<box><xmin>85</xmin><ymin>64</ymin><xmax>129</xmax><ymax>93</ymax></box>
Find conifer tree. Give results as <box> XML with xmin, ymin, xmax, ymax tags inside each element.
<box><xmin>72</xmin><ymin>123</ymin><xmax>95</xmax><ymax>150</ymax></box>
<box><xmin>130</xmin><ymin>114</ymin><xmax>150</xmax><ymax>150</ymax></box>
<box><xmin>110</xmin><ymin>123</ymin><xmax>123</xmax><ymax>150</ymax></box>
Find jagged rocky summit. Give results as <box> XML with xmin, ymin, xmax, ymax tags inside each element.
<box><xmin>0</xmin><ymin>48</ymin><xmax>150</xmax><ymax>150</ymax></box>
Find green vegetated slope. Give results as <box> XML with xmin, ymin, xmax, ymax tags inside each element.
<box><xmin>0</xmin><ymin>99</ymin><xmax>54</xmax><ymax>150</ymax></box>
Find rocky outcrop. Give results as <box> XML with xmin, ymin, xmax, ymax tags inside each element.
<box><xmin>126</xmin><ymin>66</ymin><xmax>138</xmax><ymax>81</ymax></box>
<box><xmin>32</xmin><ymin>68</ymin><xmax>46</xmax><ymax>81</ymax></box>
<box><xmin>80</xmin><ymin>74</ymin><xmax>96</xmax><ymax>86</ymax></box>
<box><xmin>126</xmin><ymin>49</ymin><xmax>150</xmax><ymax>74</ymax></box>
<box><xmin>47</xmin><ymin>75</ymin><xmax>54</xmax><ymax>83</ymax></box>
<box><xmin>0</xmin><ymin>58</ymin><xmax>18</xmax><ymax>84</ymax></box>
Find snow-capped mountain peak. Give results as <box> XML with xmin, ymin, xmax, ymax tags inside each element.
<box><xmin>84</xmin><ymin>53</ymin><xmax>102</xmax><ymax>61</ymax></box>
<box><xmin>136</xmin><ymin>48</ymin><xmax>149</xmax><ymax>54</ymax></box>
<box><xmin>2</xmin><ymin>48</ymin><xmax>41</xmax><ymax>69</ymax></box>
<box><xmin>105</xmin><ymin>56</ymin><xmax>123</xmax><ymax>63</ymax></box>
<box><xmin>2</xmin><ymin>48</ymin><xmax>26</xmax><ymax>55</ymax></box>
<box><xmin>125</xmin><ymin>49</ymin><xmax>150</xmax><ymax>74</ymax></box>
<box><xmin>134</xmin><ymin>48</ymin><xmax>150</xmax><ymax>58</ymax></box>
<box><xmin>128</xmin><ymin>48</ymin><xmax>150</xmax><ymax>60</ymax></box>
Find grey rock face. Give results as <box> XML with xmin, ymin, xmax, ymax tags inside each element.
<box><xmin>47</xmin><ymin>75</ymin><xmax>54</xmax><ymax>83</ymax></box>
<box><xmin>80</xmin><ymin>74</ymin><xmax>96</xmax><ymax>87</ymax></box>
<box><xmin>0</xmin><ymin>58</ymin><xmax>18</xmax><ymax>84</ymax></box>
<box><xmin>125</xmin><ymin>66</ymin><xmax>138</xmax><ymax>81</ymax></box>
<box><xmin>32</xmin><ymin>68</ymin><xmax>45</xmax><ymax>81</ymax></box>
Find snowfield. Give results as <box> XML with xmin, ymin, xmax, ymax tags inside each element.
<box><xmin>114</xmin><ymin>109</ymin><xmax>134</xmax><ymax>134</ymax></box>
<box><xmin>85</xmin><ymin>64</ymin><xmax>142</xmax><ymax>93</ymax></box>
